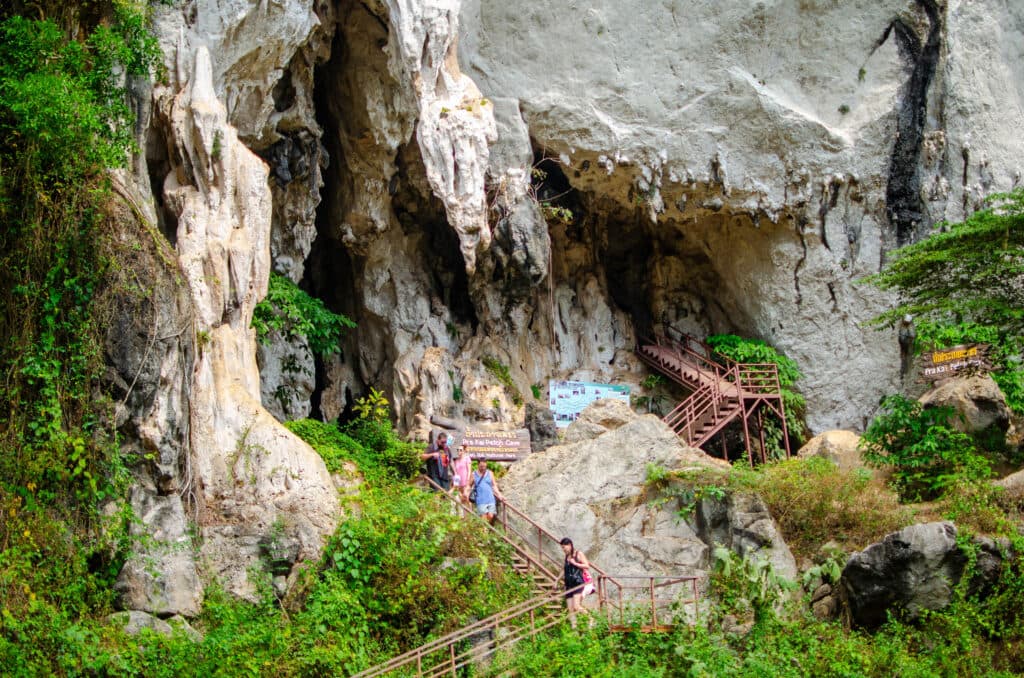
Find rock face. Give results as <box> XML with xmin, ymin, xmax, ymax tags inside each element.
<box><xmin>116</xmin><ymin>0</ymin><xmax>1024</xmax><ymax>614</ymax></box>
<box><xmin>456</xmin><ymin>0</ymin><xmax>1024</xmax><ymax>433</ymax></box>
<box><xmin>499</xmin><ymin>404</ymin><xmax>794</xmax><ymax>589</ymax></box>
<box><xmin>841</xmin><ymin>521</ymin><xmax>1006</xmax><ymax>629</ymax></box>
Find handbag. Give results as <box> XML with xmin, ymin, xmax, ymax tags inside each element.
<box><xmin>581</xmin><ymin>568</ymin><xmax>595</xmax><ymax>596</ymax></box>
<box><xmin>469</xmin><ymin>474</ymin><xmax>481</xmax><ymax>503</ymax></box>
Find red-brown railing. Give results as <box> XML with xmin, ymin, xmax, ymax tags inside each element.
<box><xmin>599</xmin><ymin>575</ymin><xmax>700</xmax><ymax>631</ymax></box>
<box><xmin>350</xmin><ymin>586</ymin><xmax>575</xmax><ymax>678</ymax></box>
<box><xmin>639</xmin><ymin>330</ymin><xmax>788</xmax><ymax>457</ymax></box>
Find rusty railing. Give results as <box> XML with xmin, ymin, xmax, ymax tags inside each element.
<box><xmin>350</xmin><ymin>586</ymin><xmax>577</xmax><ymax>678</ymax></box>
<box><xmin>598</xmin><ymin>575</ymin><xmax>699</xmax><ymax>631</ymax></box>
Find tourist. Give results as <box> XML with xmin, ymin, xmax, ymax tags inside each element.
<box><xmin>421</xmin><ymin>431</ymin><xmax>451</xmax><ymax>491</ymax></box>
<box><xmin>560</xmin><ymin>537</ymin><xmax>591</xmax><ymax>629</ymax></box>
<box><xmin>452</xmin><ymin>443</ymin><xmax>472</xmax><ymax>505</ymax></box>
<box><xmin>471</xmin><ymin>459</ymin><xmax>503</xmax><ymax>524</ymax></box>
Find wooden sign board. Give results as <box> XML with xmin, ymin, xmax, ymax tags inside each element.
<box><xmin>458</xmin><ymin>429</ymin><xmax>531</xmax><ymax>461</ymax></box>
<box><xmin>920</xmin><ymin>343</ymin><xmax>992</xmax><ymax>380</ymax></box>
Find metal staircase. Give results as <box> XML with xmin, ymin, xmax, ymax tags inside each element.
<box><xmin>636</xmin><ymin>331</ymin><xmax>791</xmax><ymax>463</ymax></box>
<box><xmin>352</xmin><ymin>481</ymin><xmax>698</xmax><ymax>677</ymax></box>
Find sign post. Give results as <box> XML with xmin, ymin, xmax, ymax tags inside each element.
<box><xmin>460</xmin><ymin>429</ymin><xmax>531</xmax><ymax>461</ymax></box>
<box><xmin>920</xmin><ymin>344</ymin><xmax>992</xmax><ymax>380</ymax></box>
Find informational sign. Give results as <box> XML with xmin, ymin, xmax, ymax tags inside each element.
<box><xmin>460</xmin><ymin>429</ymin><xmax>531</xmax><ymax>461</ymax></box>
<box><xmin>920</xmin><ymin>344</ymin><xmax>992</xmax><ymax>380</ymax></box>
<box><xmin>549</xmin><ymin>380</ymin><xmax>631</xmax><ymax>428</ymax></box>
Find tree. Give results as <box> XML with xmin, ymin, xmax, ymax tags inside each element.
<box><xmin>865</xmin><ymin>188</ymin><xmax>1024</xmax><ymax>410</ymax></box>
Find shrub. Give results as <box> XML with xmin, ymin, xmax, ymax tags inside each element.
<box><xmin>860</xmin><ymin>394</ymin><xmax>992</xmax><ymax>502</ymax></box>
<box><xmin>251</xmin><ymin>272</ymin><xmax>355</xmax><ymax>356</ymax></box>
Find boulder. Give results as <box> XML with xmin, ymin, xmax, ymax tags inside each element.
<box><xmin>919</xmin><ymin>375</ymin><xmax>1011</xmax><ymax>436</ymax></box>
<box><xmin>106</xmin><ymin>611</ymin><xmax>201</xmax><ymax>641</ymax></box>
<box><xmin>561</xmin><ymin>398</ymin><xmax>638</xmax><ymax>444</ymax></box>
<box><xmin>500</xmin><ymin>411</ymin><xmax>789</xmax><ymax>594</ymax></box>
<box><xmin>694</xmin><ymin>492</ymin><xmax>798</xmax><ymax>582</ymax></box>
<box><xmin>524</xmin><ymin>402</ymin><xmax>559</xmax><ymax>453</ymax></box>
<box><xmin>841</xmin><ymin>522</ymin><xmax>1007</xmax><ymax>629</ymax></box>
<box><xmin>797</xmin><ymin>430</ymin><xmax>866</xmax><ymax>474</ymax></box>
<box><xmin>106</xmin><ymin>611</ymin><xmax>175</xmax><ymax>637</ymax></box>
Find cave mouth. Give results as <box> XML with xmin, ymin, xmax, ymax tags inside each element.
<box><xmin>393</xmin><ymin>140</ymin><xmax>477</xmax><ymax>330</ymax></box>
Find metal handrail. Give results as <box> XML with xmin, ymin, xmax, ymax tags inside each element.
<box><xmin>598</xmin><ymin>575</ymin><xmax>699</xmax><ymax>630</ymax></box>
<box><xmin>420</xmin><ymin>476</ymin><xmax>562</xmax><ymax>584</ymax></box>
<box><xmin>352</xmin><ymin>585</ymin><xmax>579</xmax><ymax>678</ymax></box>
<box><xmin>354</xmin><ymin>481</ymin><xmax>699</xmax><ymax>677</ymax></box>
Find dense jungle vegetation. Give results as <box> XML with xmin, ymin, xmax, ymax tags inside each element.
<box><xmin>3</xmin><ymin>2</ymin><xmax>1024</xmax><ymax>676</ymax></box>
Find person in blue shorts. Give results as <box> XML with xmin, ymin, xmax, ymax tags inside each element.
<box><xmin>470</xmin><ymin>459</ymin><xmax>503</xmax><ymax>525</ymax></box>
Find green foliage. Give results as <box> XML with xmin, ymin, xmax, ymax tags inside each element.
<box><xmin>541</xmin><ymin>203</ymin><xmax>574</xmax><ymax>224</ymax></box>
<box><xmin>867</xmin><ymin>188</ymin><xmax>1024</xmax><ymax>337</ymax></box>
<box><xmin>0</xmin><ymin>9</ymin><xmax>159</xmax><ymax>660</ymax></box>
<box><xmin>706</xmin><ymin>334</ymin><xmax>807</xmax><ymax>450</ymax></box>
<box><xmin>482</xmin><ymin>355</ymin><xmax>523</xmax><ymax>407</ymax></box>
<box><xmin>285</xmin><ymin>417</ymin><xmax>421</xmax><ymax>483</ymax></box>
<box><xmin>865</xmin><ymin>188</ymin><xmax>1024</xmax><ymax>412</ymax></box>
<box><xmin>251</xmin><ymin>272</ymin><xmax>355</xmax><ymax>356</ymax></box>
<box><xmin>352</xmin><ymin>387</ymin><xmax>389</xmax><ymax>423</ymax></box>
<box><xmin>531</xmin><ymin>382</ymin><xmax>542</xmax><ymax>400</ymax></box>
<box><xmin>654</xmin><ymin>457</ymin><xmax>910</xmax><ymax>563</ymax></box>
<box><xmin>710</xmin><ymin>547</ymin><xmax>797</xmax><ymax>623</ymax></box>
<box><xmin>860</xmin><ymin>394</ymin><xmax>992</xmax><ymax>502</ymax></box>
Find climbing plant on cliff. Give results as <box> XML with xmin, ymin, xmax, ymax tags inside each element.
<box><xmin>0</xmin><ymin>0</ymin><xmax>160</xmax><ymax>652</ymax></box>
<box><xmin>252</xmin><ymin>272</ymin><xmax>356</xmax><ymax>356</ymax></box>
<box><xmin>866</xmin><ymin>188</ymin><xmax>1024</xmax><ymax>411</ymax></box>
<box><xmin>706</xmin><ymin>334</ymin><xmax>807</xmax><ymax>453</ymax></box>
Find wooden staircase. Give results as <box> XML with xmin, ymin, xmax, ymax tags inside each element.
<box><xmin>352</xmin><ymin>483</ymin><xmax>698</xmax><ymax>677</ymax></box>
<box><xmin>636</xmin><ymin>332</ymin><xmax>791</xmax><ymax>463</ymax></box>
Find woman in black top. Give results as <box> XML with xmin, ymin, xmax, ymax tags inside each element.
<box><xmin>560</xmin><ymin>537</ymin><xmax>590</xmax><ymax>628</ymax></box>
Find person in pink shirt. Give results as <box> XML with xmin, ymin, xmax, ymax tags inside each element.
<box><xmin>452</xmin><ymin>443</ymin><xmax>472</xmax><ymax>504</ymax></box>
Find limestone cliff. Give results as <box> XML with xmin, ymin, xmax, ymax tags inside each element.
<box><xmin>112</xmin><ymin>0</ymin><xmax>1024</xmax><ymax>610</ymax></box>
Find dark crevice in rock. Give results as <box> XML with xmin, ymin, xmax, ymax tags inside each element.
<box><xmin>885</xmin><ymin>0</ymin><xmax>943</xmax><ymax>246</ymax></box>
<box><xmin>145</xmin><ymin>124</ymin><xmax>177</xmax><ymax>246</ymax></box>
<box><xmin>271</xmin><ymin>66</ymin><xmax>296</xmax><ymax>113</ymax></box>
<box><xmin>794</xmin><ymin>216</ymin><xmax>808</xmax><ymax>306</ymax></box>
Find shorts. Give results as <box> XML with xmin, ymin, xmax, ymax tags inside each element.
<box><xmin>476</xmin><ymin>502</ymin><xmax>496</xmax><ymax>516</ymax></box>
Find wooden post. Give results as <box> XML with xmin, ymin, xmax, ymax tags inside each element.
<box><xmin>650</xmin><ymin>577</ymin><xmax>657</xmax><ymax>628</ymax></box>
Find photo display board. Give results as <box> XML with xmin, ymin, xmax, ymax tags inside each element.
<box><xmin>548</xmin><ymin>380</ymin><xmax>631</xmax><ymax>428</ymax></box>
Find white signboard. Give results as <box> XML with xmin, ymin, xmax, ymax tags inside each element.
<box><xmin>549</xmin><ymin>380</ymin><xmax>631</xmax><ymax>428</ymax></box>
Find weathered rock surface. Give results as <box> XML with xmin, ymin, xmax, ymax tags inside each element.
<box><xmin>457</xmin><ymin>0</ymin><xmax>1024</xmax><ymax>434</ymax></box>
<box><xmin>257</xmin><ymin>330</ymin><xmax>316</xmax><ymax>422</ymax></box>
<box><xmin>115</xmin><ymin>488</ymin><xmax>202</xmax><ymax>617</ymax></box>
<box><xmin>125</xmin><ymin>41</ymin><xmax>341</xmax><ymax>604</ymax></box>
<box><xmin>106</xmin><ymin>611</ymin><xmax>202</xmax><ymax>641</ymax></box>
<box><xmin>122</xmin><ymin>0</ymin><xmax>1024</xmax><ymax>615</ymax></box>
<box><xmin>500</xmin><ymin>404</ymin><xmax>791</xmax><ymax>589</ymax></box>
<box><xmin>919</xmin><ymin>374</ymin><xmax>1011</xmax><ymax>436</ymax></box>
<box><xmin>841</xmin><ymin>521</ymin><xmax>1007</xmax><ymax>629</ymax></box>
<box><xmin>797</xmin><ymin>430</ymin><xmax>867</xmax><ymax>474</ymax></box>
<box><xmin>524</xmin><ymin>402</ymin><xmax>558</xmax><ymax>453</ymax></box>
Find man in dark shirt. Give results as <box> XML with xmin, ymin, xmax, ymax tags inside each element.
<box><xmin>422</xmin><ymin>431</ymin><xmax>451</xmax><ymax>490</ymax></box>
